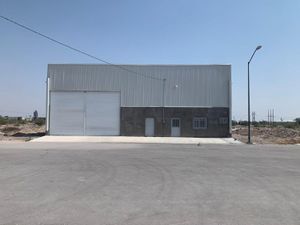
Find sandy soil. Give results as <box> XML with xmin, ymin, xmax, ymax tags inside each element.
<box><xmin>1</xmin><ymin>123</ymin><xmax>300</xmax><ymax>144</ymax></box>
<box><xmin>232</xmin><ymin>125</ymin><xmax>300</xmax><ymax>144</ymax></box>
<box><xmin>0</xmin><ymin>123</ymin><xmax>45</xmax><ymax>142</ymax></box>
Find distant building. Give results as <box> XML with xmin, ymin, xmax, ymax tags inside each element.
<box><xmin>46</xmin><ymin>64</ymin><xmax>231</xmax><ymax>137</ymax></box>
<box><xmin>4</xmin><ymin>116</ymin><xmax>23</xmax><ymax>121</ymax></box>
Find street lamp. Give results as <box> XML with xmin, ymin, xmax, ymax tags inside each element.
<box><xmin>247</xmin><ymin>45</ymin><xmax>262</xmax><ymax>144</ymax></box>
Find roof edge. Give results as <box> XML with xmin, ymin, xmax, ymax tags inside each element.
<box><xmin>48</xmin><ymin>63</ymin><xmax>231</xmax><ymax>66</ymax></box>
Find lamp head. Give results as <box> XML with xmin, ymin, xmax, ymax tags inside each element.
<box><xmin>256</xmin><ymin>45</ymin><xmax>262</xmax><ymax>50</ymax></box>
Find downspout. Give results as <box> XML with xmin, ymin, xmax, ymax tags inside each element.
<box><xmin>46</xmin><ymin>76</ymin><xmax>50</xmax><ymax>134</ymax></box>
<box><xmin>162</xmin><ymin>78</ymin><xmax>166</xmax><ymax>136</ymax></box>
<box><xmin>229</xmin><ymin>66</ymin><xmax>232</xmax><ymax>136</ymax></box>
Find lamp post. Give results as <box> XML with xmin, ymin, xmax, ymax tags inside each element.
<box><xmin>247</xmin><ymin>45</ymin><xmax>262</xmax><ymax>144</ymax></box>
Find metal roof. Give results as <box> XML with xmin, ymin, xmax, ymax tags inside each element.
<box><xmin>48</xmin><ymin>64</ymin><xmax>231</xmax><ymax>107</ymax></box>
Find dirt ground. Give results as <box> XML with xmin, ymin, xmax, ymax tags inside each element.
<box><xmin>1</xmin><ymin>123</ymin><xmax>300</xmax><ymax>144</ymax></box>
<box><xmin>232</xmin><ymin>125</ymin><xmax>300</xmax><ymax>144</ymax></box>
<box><xmin>0</xmin><ymin>123</ymin><xmax>45</xmax><ymax>142</ymax></box>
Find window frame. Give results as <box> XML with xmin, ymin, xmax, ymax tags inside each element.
<box><xmin>193</xmin><ymin>117</ymin><xmax>207</xmax><ymax>130</ymax></box>
<box><xmin>171</xmin><ymin>118</ymin><xmax>180</xmax><ymax>128</ymax></box>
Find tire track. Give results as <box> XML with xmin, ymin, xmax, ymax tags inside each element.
<box><xmin>121</xmin><ymin>157</ymin><xmax>177</xmax><ymax>225</ymax></box>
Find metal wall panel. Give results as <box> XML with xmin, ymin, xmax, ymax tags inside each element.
<box><xmin>48</xmin><ymin>64</ymin><xmax>231</xmax><ymax>107</ymax></box>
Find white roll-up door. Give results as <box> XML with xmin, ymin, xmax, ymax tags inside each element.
<box><xmin>49</xmin><ymin>91</ymin><xmax>120</xmax><ymax>135</ymax></box>
<box><xmin>50</xmin><ymin>92</ymin><xmax>85</xmax><ymax>135</ymax></box>
<box><xmin>85</xmin><ymin>92</ymin><xmax>120</xmax><ymax>135</ymax></box>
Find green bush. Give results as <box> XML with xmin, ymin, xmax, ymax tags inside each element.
<box><xmin>0</xmin><ymin>116</ymin><xmax>8</xmax><ymax>125</ymax></box>
<box><xmin>233</xmin><ymin>120</ymin><xmax>300</xmax><ymax>130</ymax></box>
<box><xmin>238</xmin><ymin>120</ymin><xmax>248</xmax><ymax>126</ymax></box>
<box><xmin>232</xmin><ymin>120</ymin><xmax>238</xmax><ymax>126</ymax></box>
<box><xmin>281</xmin><ymin>122</ymin><xmax>298</xmax><ymax>129</ymax></box>
<box><xmin>33</xmin><ymin>118</ymin><xmax>45</xmax><ymax>126</ymax></box>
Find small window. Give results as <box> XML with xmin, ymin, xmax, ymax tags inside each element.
<box><xmin>219</xmin><ymin>117</ymin><xmax>228</xmax><ymax>125</ymax></box>
<box><xmin>193</xmin><ymin>117</ymin><xmax>207</xmax><ymax>129</ymax></box>
<box><xmin>172</xmin><ymin>119</ymin><xmax>180</xmax><ymax>127</ymax></box>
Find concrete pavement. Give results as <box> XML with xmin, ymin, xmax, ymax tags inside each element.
<box><xmin>0</xmin><ymin>142</ymin><xmax>299</xmax><ymax>225</ymax></box>
<box><xmin>31</xmin><ymin>135</ymin><xmax>242</xmax><ymax>144</ymax></box>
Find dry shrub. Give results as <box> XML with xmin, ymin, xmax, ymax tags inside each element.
<box><xmin>1</xmin><ymin>126</ymin><xmax>20</xmax><ymax>133</ymax></box>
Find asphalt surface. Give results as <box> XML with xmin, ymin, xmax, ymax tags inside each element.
<box><xmin>0</xmin><ymin>142</ymin><xmax>299</xmax><ymax>225</ymax></box>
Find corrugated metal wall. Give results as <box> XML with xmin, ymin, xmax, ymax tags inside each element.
<box><xmin>48</xmin><ymin>64</ymin><xmax>231</xmax><ymax>107</ymax></box>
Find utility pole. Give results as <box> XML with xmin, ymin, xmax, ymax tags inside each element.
<box><xmin>268</xmin><ymin>109</ymin><xmax>275</xmax><ymax>125</ymax></box>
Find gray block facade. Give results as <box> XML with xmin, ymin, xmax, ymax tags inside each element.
<box><xmin>121</xmin><ymin>107</ymin><xmax>230</xmax><ymax>137</ymax></box>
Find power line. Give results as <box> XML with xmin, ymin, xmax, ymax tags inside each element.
<box><xmin>0</xmin><ymin>15</ymin><xmax>162</xmax><ymax>81</ymax></box>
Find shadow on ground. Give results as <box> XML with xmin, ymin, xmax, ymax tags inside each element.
<box><xmin>12</xmin><ymin>132</ymin><xmax>46</xmax><ymax>137</ymax></box>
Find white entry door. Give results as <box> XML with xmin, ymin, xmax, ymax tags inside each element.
<box><xmin>171</xmin><ymin>118</ymin><xmax>181</xmax><ymax>137</ymax></box>
<box><xmin>145</xmin><ymin>118</ymin><xmax>155</xmax><ymax>137</ymax></box>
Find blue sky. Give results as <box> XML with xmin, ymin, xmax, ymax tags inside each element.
<box><xmin>0</xmin><ymin>0</ymin><xmax>299</xmax><ymax>121</ymax></box>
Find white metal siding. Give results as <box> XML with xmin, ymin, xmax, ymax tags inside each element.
<box><xmin>49</xmin><ymin>91</ymin><xmax>120</xmax><ymax>135</ymax></box>
<box><xmin>48</xmin><ymin>64</ymin><xmax>231</xmax><ymax>108</ymax></box>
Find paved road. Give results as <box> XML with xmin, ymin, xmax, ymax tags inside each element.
<box><xmin>0</xmin><ymin>143</ymin><xmax>299</xmax><ymax>225</ymax></box>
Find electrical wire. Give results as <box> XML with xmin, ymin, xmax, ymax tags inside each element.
<box><xmin>0</xmin><ymin>15</ymin><xmax>163</xmax><ymax>81</ymax></box>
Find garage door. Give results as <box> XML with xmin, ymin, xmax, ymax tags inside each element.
<box><xmin>50</xmin><ymin>92</ymin><xmax>120</xmax><ymax>135</ymax></box>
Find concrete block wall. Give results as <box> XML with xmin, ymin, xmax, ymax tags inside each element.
<box><xmin>120</xmin><ymin>107</ymin><xmax>230</xmax><ymax>137</ymax></box>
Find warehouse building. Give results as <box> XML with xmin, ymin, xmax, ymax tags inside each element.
<box><xmin>46</xmin><ymin>64</ymin><xmax>231</xmax><ymax>137</ymax></box>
